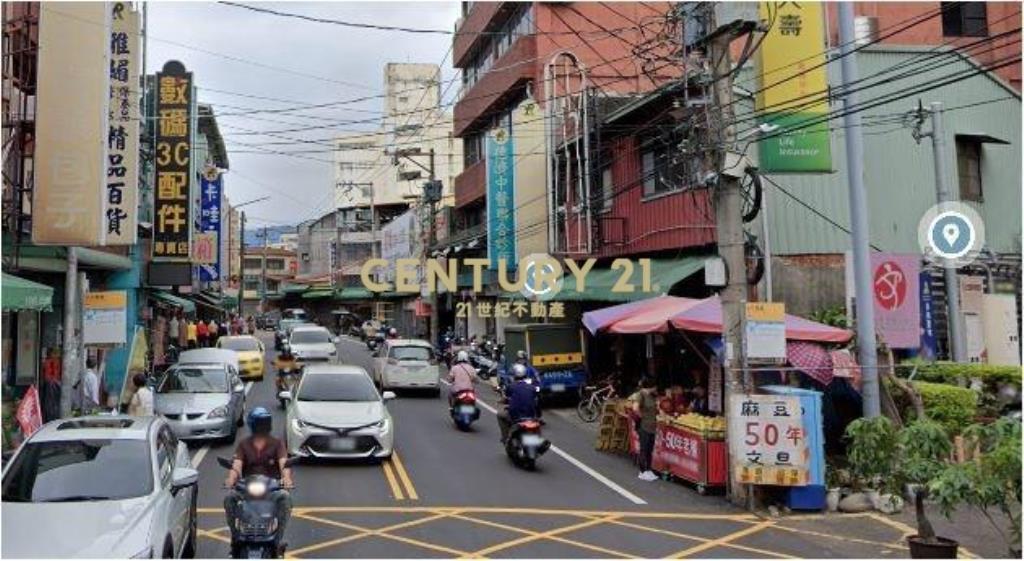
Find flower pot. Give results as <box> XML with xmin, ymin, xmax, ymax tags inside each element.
<box><xmin>826</xmin><ymin>488</ymin><xmax>841</xmax><ymax>512</ymax></box>
<box><xmin>907</xmin><ymin>536</ymin><xmax>958</xmax><ymax>559</ymax></box>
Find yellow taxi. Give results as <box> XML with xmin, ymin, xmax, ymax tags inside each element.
<box><xmin>217</xmin><ymin>335</ymin><xmax>266</xmax><ymax>380</ymax></box>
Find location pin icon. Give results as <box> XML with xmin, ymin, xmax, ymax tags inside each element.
<box><xmin>942</xmin><ymin>224</ymin><xmax>960</xmax><ymax>247</ymax></box>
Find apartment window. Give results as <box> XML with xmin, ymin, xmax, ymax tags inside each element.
<box><xmin>464</xmin><ymin>132</ymin><xmax>484</xmax><ymax>167</ymax></box>
<box><xmin>640</xmin><ymin>143</ymin><xmax>686</xmax><ymax>198</ymax></box>
<box><xmin>941</xmin><ymin>2</ymin><xmax>988</xmax><ymax>37</ymax></box>
<box><xmin>641</xmin><ymin>151</ymin><xmax>657</xmax><ymax>197</ymax></box>
<box><xmin>600</xmin><ymin>167</ymin><xmax>614</xmax><ymax>210</ymax></box>
<box><xmin>243</xmin><ymin>258</ymin><xmax>261</xmax><ymax>270</ymax></box>
<box><xmin>266</xmin><ymin>258</ymin><xmax>284</xmax><ymax>271</ymax></box>
<box><xmin>956</xmin><ymin>138</ymin><xmax>984</xmax><ymax>202</ymax></box>
<box><xmin>243</xmin><ymin>279</ymin><xmax>259</xmax><ymax>291</ymax></box>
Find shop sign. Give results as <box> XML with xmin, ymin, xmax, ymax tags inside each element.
<box><xmin>105</xmin><ymin>2</ymin><xmax>140</xmax><ymax>244</ymax></box>
<box><xmin>871</xmin><ymin>253</ymin><xmax>921</xmax><ymax>349</ymax></box>
<box><xmin>919</xmin><ymin>271</ymin><xmax>938</xmax><ymax>360</ymax></box>
<box><xmin>381</xmin><ymin>210</ymin><xmax>420</xmax><ymax>284</ymax></box>
<box><xmin>652</xmin><ymin>424</ymin><xmax>702</xmax><ymax>482</ymax></box>
<box><xmin>32</xmin><ymin>2</ymin><xmax>110</xmax><ymax>245</ymax></box>
<box><xmin>84</xmin><ymin>290</ymin><xmax>128</xmax><ymax>345</ymax></box>
<box><xmin>728</xmin><ymin>394</ymin><xmax>809</xmax><ymax>486</ymax></box>
<box><xmin>708</xmin><ymin>359</ymin><xmax>723</xmax><ymax>413</ymax></box>
<box><xmin>745</xmin><ymin>302</ymin><xmax>786</xmax><ymax>360</ymax></box>
<box><xmin>198</xmin><ymin>166</ymin><xmax>222</xmax><ymax>280</ymax></box>
<box><xmin>153</xmin><ymin>60</ymin><xmax>193</xmax><ymax>260</ymax></box>
<box><xmin>15</xmin><ymin>313</ymin><xmax>40</xmax><ymax>386</ymax></box>
<box><xmin>15</xmin><ymin>385</ymin><xmax>43</xmax><ymax>438</ymax></box>
<box><xmin>756</xmin><ymin>1</ymin><xmax>832</xmax><ymax>172</ymax></box>
<box><xmin>486</xmin><ymin>127</ymin><xmax>516</xmax><ymax>270</ymax></box>
<box><xmin>193</xmin><ymin>233</ymin><xmax>218</xmax><ymax>265</ymax></box>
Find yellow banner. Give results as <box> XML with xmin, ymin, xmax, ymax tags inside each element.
<box><xmin>85</xmin><ymin>291</ymin><xmax>127</xmax><ymax>310</ymax></box>
<box><xmin>532</xmin><ymin>352</ymin><xmax>583</xmax><ymax>367</ymax></box>
<box><xmin>746</xmin><ymin>302</ymin><xmax>785</xmax><ymax>322</ymax></box>
<box><xmin>757</xmin><ymin>2</ymin><xmax>829</xmax><ymax>113</ymax></box>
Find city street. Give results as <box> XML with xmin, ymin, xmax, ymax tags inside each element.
<box><xmin>188</xmin><ymin>333</ymin><xmax>936</xmax><ymax>559</ymax></box>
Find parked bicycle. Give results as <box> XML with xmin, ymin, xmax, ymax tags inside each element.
<box><xmin>577</xmin><ymin>380</ymin><xmax>617</xmax><ymax>423</ymax></box>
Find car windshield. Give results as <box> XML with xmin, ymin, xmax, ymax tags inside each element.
<box><xmin>298</xmin><ymin>373</ymin><xmax>378</xmax><ymax>402</ymax></box>
<box><xmin>280</xmin><ymin>320</ymin><xmax>302</xmax><ymax>332</ymax></box>
<box><xmin>390</xmin><ymin>346</ymin><xmax>432</xmax><ymax>361</ymax></box>
<box><xmin>291</xmin><ymin>330</ymin><xmax>330</xmax><ymax>344</ymax></box>
<box><xmin>286</xmin><ymin>310</ymin><xmax>307</xmax><ymax>320</ymax></box>
<box><xmin>2</xmin><ymin>439</ymin><xmax>153</xmax><ymax>502</ymax></box>
<box><xmin>158</xmin><ymin>367</ymin><xmax>228</xmax><ymax>393</ymax></box>
<box><xmin>220</xmin><ymin>338</ymin><xmax>260</xmax><ymax>352</ymax></box>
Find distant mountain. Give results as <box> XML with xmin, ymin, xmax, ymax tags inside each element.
<box><xmin>244</xmin><ymin>225</ymin><xmax>295</xmax><ymax>247</ymax></box>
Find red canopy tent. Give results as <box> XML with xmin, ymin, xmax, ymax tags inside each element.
<box><xmin>668</xmin><ymin>296</ymin><xmax>853</xmax><ymax>344</ymax></box>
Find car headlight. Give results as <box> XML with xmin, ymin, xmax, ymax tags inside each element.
<box><xmin>208</xmin><ymin>406</ymin><xmax>229</xmax><ymax>418</ymax></box>
<box><xmin>329</xmin><ymin>348</ymin><xmax>337</xmax><ymax>355</ymax></box>
<box><xmin>246</xmin><ymin>480</ymin><xmax>268</xmax><ymax>498</ymax></box>
<box><xmin>291</xmin><ymin>418</ymin><xmax>308</xmax><ymax>432</ymax></box>
<box><xmin>129</xmin><ymin>546</ymin><xmax>153</xmax><ymax>559</ymax></box>
<box><xmin>373</xmin><ymin>418</ymin><xmax>390</xmax><ymax>432</ymax></box>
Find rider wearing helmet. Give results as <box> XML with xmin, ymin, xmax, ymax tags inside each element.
<box><xmin>513</xmin><ymin>350</ymin><xmax>540</xmax><ymax>384</ymax></box>
<box><xmin>274</xmin><ymin>343</ymin><xmax>299</xmax><ymax>394</ymax></box>
<box><xmin>497</xmin><ymin>364</ymin><xmax>540</xmax><ymax>443</ymax></box>
<box><xmin>224</xmin><ymin>408</ymin><xmax>294</xmax><ymax>549</ymax></box>
<box><xmin>387</xmin><ymin>327</ymin><xmax>399</xmax><ymax>339</ymax></box>
<box><xmin>446</xmin><ymin>350</ymin><xmax>479</xmax><ymax>407</ymax></box>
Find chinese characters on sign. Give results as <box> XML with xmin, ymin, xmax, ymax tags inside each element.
<box><xmin>728</xmin><ymin>394</ymin><xmax>809</xmax><ymax>486</ymax></box>
<box><xmin>198</xmin><ymin>167</ymin><xmax>222</xmax><ymax>280</ymax></box>
<box><xmin>745</xmin><ymin>302</ymin><xmax>787</xmax><ymax>360</ymax></box>
<box><xmin>105</xmin><ymin>2</ymin><xmax>140</xmax><ymax>244</ymax></box>
<box><xmin>487</xmin><ymin>127</ymin><xmax>516</xmax><ymax>270</ymax></box>
<box><xmin>153</xmin><ymin>61</ymin><xmax>193</xmax><ymax>261</ymax></box>
<box><xmin>454</xmin><ymin>300</ymin><xmax>564</xmax><ymax>319</ymax></box>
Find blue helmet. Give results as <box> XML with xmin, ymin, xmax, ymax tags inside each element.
<box><xmin>247</xmin><ymin>407</ymin><xmax>273</xmax><ymax>434</ymax></box>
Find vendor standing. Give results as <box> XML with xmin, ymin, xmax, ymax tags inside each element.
<box><xmin>632</xmin><ymin>377</ymin><xmax>659</xmax><ymax>482</ymax></box>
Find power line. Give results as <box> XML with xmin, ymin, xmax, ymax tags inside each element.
<box><xmin>217</xmin><ymin>1</ymin><xmax>454</xmax><ymax>34</ymax></box>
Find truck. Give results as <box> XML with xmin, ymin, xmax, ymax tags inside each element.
<box><xmin>499</xmin><ymin>324</ymin><xmax>587</xmax><ymax>399</ymax></box>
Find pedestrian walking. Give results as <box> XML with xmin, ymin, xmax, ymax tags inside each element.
<box><xmin>75</xmin><ymin>358</ymin><xmax>100</xmax><ymax>414</ymax></box>
<box><xmin>187</xmin><ymin>319</ymin><xmax>198</xmax><ymax>349</ymax></box>
<box><xmin>127</xmin><ymin>374</ymin><xmax>154</xmax><ymax>417</ymax></box>
<box><xmin>177</xmin><ymin>311</ymin><xmax>189</xmax><ymax>349</ymax></box>
<box><xmin>247</xmin><ymin>315</ymin><xmax>256</xmax><ymax>335</ymax></box>
<box><xmin>208</xmin><ymin>319</ymin><xmax>220</xmax><ymax>347</ymax></box>
<box><xmin>197</xmin><ymin>319</ymin><xmax>209</xmax><ymax>348</ymax></box>
<box><xmin>632</xmin><ymin>377</ymin><xmax>659</xmax><ymax>481</ymax></box>
<box><xmin>168</xmin><ymin>314</ymin><xmax>180</xmax><ymax>349</ymax></box>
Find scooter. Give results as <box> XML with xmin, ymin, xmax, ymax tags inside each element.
<box><xmin>367</xmin><ymin>330</ymin><xmax>385</xmax><ymax>351</ymax></box>
<box><xmin>449</xmin><ymin>389</ymin><xmax>481</xmax><ymax>431</ymax></box>
<box><xmin>276</xmin><ymin>366</ymin><xmax>300</xmax><ymax>409</ymax></box>
<box><xmin>217</xmin><ymin>456</ymin><xmax>297</xmax><ymax>559</ymax></box>
<box><xmin>504</xmin><ymin>418</ymin><xmax>550</xmax><ymax>470</ymax></box>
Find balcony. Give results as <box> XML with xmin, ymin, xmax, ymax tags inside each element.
<box><xmin>454</xmin><ymin>158</ymin><xmax>486</xmax><ymax>208</ymax></box>
<box><xmin>453</xmin><ymin>33</ymin><xmax>536</xmax><ymax>137</ymax></box>
<box><xmin>453</xmin><ymin>2</ymin><xmax>508</xmax><ymax>67</ymax></box>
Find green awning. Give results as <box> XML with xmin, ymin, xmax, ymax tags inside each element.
<box><xmin>1</xmin><ymin>272</ymin><xmax>54</xmax><ymax>311</ymax></box>
<box><xmin>150</xmin><ymin>290</ymin><xmax>196</xmax><ymax>314</ymax></box>
<box><xmin>222</xmin><ymin>294</ymin><xmax>239</xmax><ymax>307</ymax></box>
<box><xmin>336</xmin><ymin>287</ymin><xmax>373</xmax><ymax>300</ymax></box>
<box><xmin>522</xmin><ymin>257</ymin><xmax>706</xmax><ymax>303</ymax></box>
<box><xmin>302</xmin><ymin>289</ymin><xmax>334</xmax><ymax>300</ymax></box>
<box><xmin>379</xmin><ymin>291</ymin><xmax>409</xmax><ymax>300</ymax></box>
<box><xmin>281</xmin><ymin>284</ymin><xmax>309</xmax><ymax>294</ymax></box>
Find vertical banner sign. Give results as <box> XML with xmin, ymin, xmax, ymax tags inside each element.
<box><xmin>745</xmin><ymin>302</ymin><xmax>786</xmax><ymax>360</ymax></box>
<box><xmin>32</xmin><ymin>2</ymin><xmax>111</xmax><ymax>245</ymax></box>
<box><xmin>756</xmin><ymin>2</ymin><xmax>832</xmax><ymax>172</ymax></box>
<box><xmin>871</xmin><ymin>253</ymin><xmax>921</xmax><ymax>349</ymax></box>
<box><xmin>105</xmin><ymin>2</ymin><xmax>140</xmax><ymax>244</ymax></box>
<box><xmin>728</xmin><ymin>394</ymin><xmax>809</xmax><ymax>486</ymax></box>
<box><xmin>153</xmin><ymin>61</ymin><xmax>193</xmax><ymax>260</ymax></box>
<box><xmin>198</xmin><ymin>166</ymin><xmax>222</xmax><ymax>281</ymax></box>
<box><xmin>486</xmin><ymin>127</ymin><xmax>516</xmax><ymax>270</ymax></box>
<box><xmin>919</xmin><ymin>271</ymin><xmax>938</xmax><ymax>360</ymax></box>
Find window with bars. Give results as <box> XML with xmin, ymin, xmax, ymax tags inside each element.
<box><xmin>956</xmin><ymin>137</ymin><xmax>984</xmax><ymax>202</ymax></box>
<box><xmin>941</xmin><ymin>2</ymin><xmax>988</xmax><ymax>37</ymax></box>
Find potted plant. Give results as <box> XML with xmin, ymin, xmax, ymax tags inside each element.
<box><xmin>930</xmin><ymin>419</ymin><xmax>1022</xmax><ymax>558</ymax></box>
<box><xmin>845</xmin><ymin>417</ymin><xmax>957</xmax><ymax>558</ymax></box>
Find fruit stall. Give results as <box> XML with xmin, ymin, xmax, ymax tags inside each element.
<box><xmin>652</xmin><ymin>413</ymin><xmax>728</xmax><ymax>493</ymax></box>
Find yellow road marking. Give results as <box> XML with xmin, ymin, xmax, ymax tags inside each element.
<box><xmin>669</xmin><ymin>519</ymin><xmax>775</xmax><ymax>558</ymax></box>
<box><xmin>389</xmin><ymin>452</ymin><xmax>419</xmax><ymax>500</ymax></box>
<box><xmin>288</xmin><ymin>511</ymin><xmax>466</xmax><ymax>558</ymax></box>
<box><xmin>471</xmin><ymin>514</ymin><xmax>620</xmax><ymax>557</ymax></box>
<box><xmin>866</xmin><ymin>513</ymin><xmax>977</xmax><ymax>559</ymax></box>
<box><xmin>202</xmin><ymin>505</ymin><xmax>755</xmax><ymax>520</ymax></box>
<box><xmin>198</xmin><ymin>528</ymin><xmax>231</xmax><ymax>544</ymax></box>
<box><xmin>446</xmin><ymin>511</ymin><xmax>633</xmax><ymax>558</ymax></box>
<box><xmin>380</xmin><ymin>459</ymin><xmax>405</xmax><ymax>501</ymax></box>
<box><xmin>605</xmin><ymin>517</ymin><xmax>794</xmax><ymax>559</ymax></box>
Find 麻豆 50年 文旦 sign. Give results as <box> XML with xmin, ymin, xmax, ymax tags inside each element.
<box><xmin>728</xmin><ymin>394</ymin><xmax>809</xmax><ymax>486</ymax></box>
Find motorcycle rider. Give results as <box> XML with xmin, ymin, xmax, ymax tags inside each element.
<box><xmin>512</xmin><ymin>350</ymin><xmax>540</xmax><ymax>384</ymax></box>
<box><xmin>224</xmin><ymin>408</ymin><xmax>294</xmax><ymax>554</ymax></box>
<box><xmin>497</xmin><ymin>364</ymin><xmax>540</xmax><ymax>443</ymax></box>
<box><xmin>274</xmin><ymin>343</ymin><xmax>299</xmax><ymax>392</ymax></box>
<box><xmin>447</xmin><ymin>350</ymin><xmax>479</xmax><ymax>407</ymax></box>
<box><xmin>387</xmin><ymin>327</ymin><xmax>399</xmax><ymax>339</ymax></box>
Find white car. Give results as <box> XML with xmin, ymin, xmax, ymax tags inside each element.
<box><xmin>288</xmin><ymin>325</ymin><xmax>339</xmax><ymax>363</ymax></box>
<box><xmin>373</xmin><ymin>339</ymin><xmax>441</xmax><ymax>394</ymax></box>
<box><xmin>280</xmin><ymin>364</ymin><xmax>395</xmax><ymax>459</ymax></box>
<box><xmin>1</xmin><ymin>416</ymin><xmax>199</xmax><ymax>559</ymax></box>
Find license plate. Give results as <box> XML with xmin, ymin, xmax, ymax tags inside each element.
<box><xmin>521</xmin><ymin>434</ymin><xmax>544</xmax><ymax>447</ymax></box>
<box><xmin>550</xmin><ymin>384</ymin><xmax>566</xmax><ymax>393</ymax></box>
<box><xmin>458</xmin><ymin>405</ymin><xmax>476</xmax><ymax>414</ymax></box>
<box><xmin>329</xmin><ymin>437</ymin><xmax>356</xmax><ymax>452</ymax></box>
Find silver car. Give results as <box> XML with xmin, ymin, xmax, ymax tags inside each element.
<box><xmin>155</xmin><ymin>363</ymin><xmax>246</xmax><ymax>442</ymax></box>
<box><xmin>289</xmin><ymin>325</ymin><xmax>340</xmax><ymax>363</ymax></box>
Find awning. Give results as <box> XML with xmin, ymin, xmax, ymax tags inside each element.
<box><xmin>536</xmin><ymin>257</ymin><xmax>705</xmax><ymax>302</ymax></box>
<box><xmin>150</xmin><ymin>290</ymin><xmax>196</xmax><ymax>314</ymax></box>
<box><xmin>583</xmin><ymin>295</ymin><xmax>694</xmax><ymax>335</ymax></box>
<box><xmin>669</xmin><ymin>295</ymin><xmax>853</xmax><ymax>343</ymax></box>
<box><xmin>0</xmin><ymin>245</ymin><xmax>132</xmax><ymax>272</ymax></box>
<box><xmin>1</xmin><ymin>272</ymin><xmax>54</xmax><ymax>312</ymax></box>
<box><xmin>336</xmin><ymin>287</ymin><xmax>373</xmax><ymax>301</ymax></box>
<box><xmin>281</xmin><ymin>284</ymin><xmax>309</xmax><ymax>294</ymax></box>
<box><xmin>302</xmin><ymin>289</ymin><xmax>334</xmax><ymax>300</ymax></box>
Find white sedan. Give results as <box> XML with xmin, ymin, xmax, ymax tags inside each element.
<box><xmin>281</xmin><ymin>364</ymin><xmax>396</xmax><ymax>459</ymax></box>
<box><xmin>373</xmin><ymin>339</ymin><xmax>441</xmax><ymax>394</ymax></box>
<box><xmin>1</xmin><ymin>416</ymin><xmax>199</xmax><ymax>558</ymax></box>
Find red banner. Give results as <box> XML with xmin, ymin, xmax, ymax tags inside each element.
<box><xmin>15</xmin><ymin>385</ymin><xmax>43</xmax><ymax>438</ymax></box>
<box><xmin>653</xmin><ymin>424</ymin><xmax>703</xmax><ymax>482</ymax></box>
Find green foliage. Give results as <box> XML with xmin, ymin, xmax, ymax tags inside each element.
<box><xmin>845</xmin><ymin>416</ymin><xmax>897</xmax><ymax>489</ymax></box>
<box><xmin>897</xmin><ymin>360</ymin><xmax>1022</xmax><ymax>389</ymax></box>
<box><xmin>886</xmin><ymin>379</ymin><xmax>978</xmax><ymax>436</ymax></box>
<box><xmin>809</xmin><ymin>305</ymin><xmax>849</xmax><ymax>328</ymax></box>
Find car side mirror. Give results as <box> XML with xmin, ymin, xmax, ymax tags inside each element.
<box><xmin>382</xmin><ymin>391</ymin><xmax>396</xmax><ymax>402</ymax></box>
<box><xmin>171</xmin><ymin>466</ymin><xmax>199</xmax><ymax>490</ymax></box>
<box><xmin>278</xmin><ymin>390</ymin><xmax>292</xmax><ymax>402</ymax></box>
<box><xmin>234</xmin><ymin>383</ymin><xmax>245</xmax><ymax>393</ymax></box>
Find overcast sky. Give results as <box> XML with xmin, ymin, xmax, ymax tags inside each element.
<box><xmin>146</xmin><ymin>1</ymin><xmax>461</xmax><ymax>228</ymax></box>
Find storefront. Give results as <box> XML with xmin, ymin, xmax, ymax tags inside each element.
<box><xmin>2</xmin><ymin>272</ymin><xmax>55</xmax><ymax>449</ymax></box>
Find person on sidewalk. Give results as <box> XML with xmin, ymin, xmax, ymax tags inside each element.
<box><xmin>76</xmin><ymin>358</ymin><xmax>100</xmax><ymax>414</ymax></box>
<box><xmin>177</xmin><ymin>312</ymin><xmax>189</xmax><ymax>350</ymax></box>
<box><xmin>127</xmin><ymin>374</ymin><xmax>154</xmax><ymax>417</ymax></box>
<box><xmin>197</xmin><ymin>319</ymin><xmax>209</xmax><ymax>348</ymax></box>
<box><xmin>187</xmin><ymin>319</ymin><xmax>198</xmax><ymax>349</ymax></box>
<box><xmin>168</xmin><ymin>314</ymin><xmax>180</xmax><ymax>349</ymax></box>
<box><xmin>632</xmin><ymin>376</ymin><xmax>659</xmax><ymax>481</ymax></box>
<box><xmin>208</xmin><ymin>319</ymin><xmax>220</xmax><ymax>347</ymax></box>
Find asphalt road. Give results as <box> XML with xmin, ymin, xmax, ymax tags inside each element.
<box><xmin>188</xmin><ymin>332</ymin><xmax>945</xmax><ymax>559</ymax></box>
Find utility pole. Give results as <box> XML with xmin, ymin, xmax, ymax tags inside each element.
<box><xmin>427</xmin><ymin>148</ymin><xmax>439</xmax><ymax>347</ymax></box>
<box><xmin>838</xmin><ymin>3</ymin><xmax>881</xmax><ymax>417</ymax></box>
<box><xmin>60</xmin><ymin>247</ymin><xmax>79</xmax><ymax>417</ymax></box>
<box><xmin>260</xmin><ymin>226</ymin><xmax>268</xmax><ymax>313</ymax></box>
<box><xmin>239</xmin><ymin>211</ymin><xmax>245</xmax><ymax>315</ymax></box>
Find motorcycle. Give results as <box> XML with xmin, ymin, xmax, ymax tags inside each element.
<box><xmin>470</xmin><ymin>353</ymin><xmax>497</xmax><ymax>380</ymax></box>
<box><xmin>367</xmin><ymin>330</ymin><xmax>385</xmax><ymax>351</ymax></box>
<box><xmin>217</xmin><ymin>456</ymin><xmax>297</xmax><ymax>559</ymax></box>
<box><xmin>504</xmin><ymin>418</ymin><xmax>550</xmax><ymax>470</ymax></box>
<box><xmin>449</xmin><ymin>389</ymin><xmax>481</xmax><ymax>431</ymax></box>
<box><xmin>276</xmin><ymin>365</ymin><xmax>300</xmax><ymax>409</ymax></box>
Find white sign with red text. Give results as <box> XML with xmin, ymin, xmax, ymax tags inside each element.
<box><xmin>728</xmin><ymin>394</ymin><xmax>809</xmax><ymax>486</ymax></box>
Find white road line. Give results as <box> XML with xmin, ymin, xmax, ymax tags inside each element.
<box><xmin>191</xmin><ymin>381</ymin><xmax>253</xmax><ymax>469</ymax></box>
<box><xmin>457</xmin><ymin>381</ymin><xmax>647</xmax><ymax>506</ymax></box>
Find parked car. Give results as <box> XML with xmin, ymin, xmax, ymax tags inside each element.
<box><xmin>288</xmin><ymin>325</ymin><xmax>339</xmax><ymax>363</ymax></box>
<box><xmin>216</xmin><ymin>335</ymin><xmax>266</xmax><ymax>381</ymax></box>
<box><xmin>155</xmin><ymin>363</ymin><xmax>246</xmax><ymax>442</ymax></box>
<box><xmin>275</xmin><ymin>319</ymin><xmax>310</xmax><ymax>351</ymax></box>
<box><xmin>280</xmin><ymin>364</ymin><xmax>395</xmax><ymax>459</ymax></box>
<box><xmin>1</xmin><ymin>416</ymin><xmax>199</xmax><ymax>558</ymax></box>
<box><xmin>373</xmin><ymin>339</ymin><xmax>441</xmax><ymax>394</ymax></box>
<box><xmin>177</xmin><ymin>348</ymin><xmax>240</xmax><ymax>374</ymax></box>
<box><xmin>282</xmin><ymin>308</ymin><xmax>309</xmax><ymax>322</ymax></box>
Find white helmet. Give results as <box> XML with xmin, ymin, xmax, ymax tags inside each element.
<box><xmin>512</xmin><ymin>363</ymin><xmax>528</xmax><ymax>380</ymax></box>
<box><xmin>456</xmin><ymin>350</ymin><xmax>470</xmax><ymax>363</ymax></box>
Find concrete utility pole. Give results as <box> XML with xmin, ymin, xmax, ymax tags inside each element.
<box><xmin>60</xmin><ymin>247</ymin><xmax>78</xmax><ymax>417</ymax></box>
<box><xmin>239</xmin><ymin>211</ymin><xmax>246</xmax><ymax>314</ymax></box>
<box><xmin>706</xmin><ymin>15</ymin><xmax>749</xmax><ymax>503</ymax></box>
<box><xmin>838</xmin><ymin>3</ymin><xmax>881</xmax><ymax>418</ymax></box>
<box><xmin>260</xmin><ymin>226</ymin><xmax>268</xmax><ymax>313</ymax></box>
<box><xmin>926</xmin><ymin>102</ymin><xmax>968</xmax><ymax>362</ymax></box>
<box><xmin>427</xmin><ymin>148</ymin><xmax>439</xmax><ymax>347</ymax></box>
